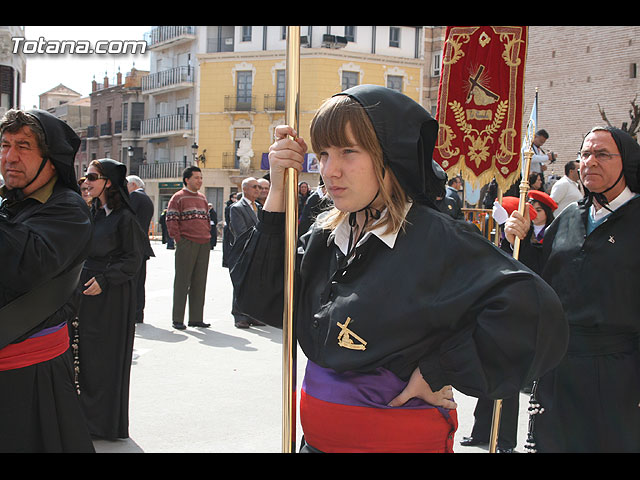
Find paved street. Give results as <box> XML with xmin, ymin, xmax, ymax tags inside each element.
<box><xmin>93</xmin><ymin>239</ymin><xmax>533</xmax><ymax>453</ymax></box>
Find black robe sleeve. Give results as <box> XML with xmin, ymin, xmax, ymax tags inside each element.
<box><xmin>0</xmin><ymin>186</ymin><xmax>93</xmax><ymax>340</ymax></box>
<box><xmin>229</xmin><ymin>210</ymin><xmax>288</xmax><ymax>326</ymax></box>
<box><xmin>0</xmin><ymin>194</ymin><xmax>92</xmax><ymax>297</ymax></box>
<box><xmin>92</xmin><ymin>209</ymin><xmax>145</xmax><ymax>291</ymax></box>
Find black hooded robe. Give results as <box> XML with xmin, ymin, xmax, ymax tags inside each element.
<box><xmin>521</xmin><ymin>128</ymin><xmax>640</xmax><ymax>453</ymax></box>
<box><xmin>75</xmin><ymin>159</ymin><xmax>144</xmax><ymax>440</ymax></box>
<box><xmin>521</xmin><ymin>127</ymin><xmax>640</xmax><ymax>453</ymax></box>
<box><xmin>229</xmin><ymin>85</ymin><xmax>569</xmax><ymax>452</ymax></box>
<box><xmin>522</xmin><ymin>197</ymin><xmax>640</xmax><ymax>452</ymax></box>
<box><xmin>0</xmin><ymin>109</ymin><xmax>95</xmax><ymax>452</ymax></box>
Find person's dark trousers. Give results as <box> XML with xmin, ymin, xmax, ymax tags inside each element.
<box><xmin>134</xmin><ymin>260</ymin><xmax>148</xmax><ymax>323</ymax></box>
<box><xmin>230</xmin><ymin>275</ymin><xmax>251</xmax><ymax>326</ymax></box>
<box><xmin>167</xmin><ymin>236</ymin><xmax>175</xmax><ymax>249</ymax></box>
<box><xmin>172</xmin><ymin>238</ymin><xmax>210</xmax><ymax>326</ymax></box>
<box><xmin>469</xmin><ymin>395</ymin><xmax>520</xmax><ymax>449</ymax></box>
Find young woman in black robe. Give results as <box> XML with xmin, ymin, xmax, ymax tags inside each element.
<box><xmin>76</xmin><ymin>158</ymin><xmax>145</xmax><ymax>440</ymax></box>
<box><xmin>230</xmin><ymin>85</ymin><xmax>569</xmax><ymax>453</ymax></box>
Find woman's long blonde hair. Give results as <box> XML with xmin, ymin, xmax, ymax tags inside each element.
<box><xmin>310</xmin><ymin>94</ymin><xmax>410</xmax><ymax>235</ymax></box>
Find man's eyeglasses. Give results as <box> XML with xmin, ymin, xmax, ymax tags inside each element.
<box><xmin>85</xmin><ymin>173</ymin><xmax>108</xmax><ymax>181</ymax></box>
<box><xmin>579</xmin><ymin>151</ymin><xmax>621</xmax><ymax>162</ymax></box>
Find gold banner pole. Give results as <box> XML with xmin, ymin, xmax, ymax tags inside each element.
<box><xmin>493</xmin><ymin>187</ymin><xmax>503</xmax><ymax>247</ymax></box>
<box><xmin>488</xmin><ymin>147</ymin><xmax>533</xmax><ymax>453</ymax></box>
<box><xmin>282</xmin><ymin>25</ymin><xmax>300</xmax><ymax>454</ymax></box>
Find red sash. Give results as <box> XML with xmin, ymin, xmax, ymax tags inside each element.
<box><xmin>0</xmin><ymin>325</ymin><xmax>69</xmax><ymax>372</ymax></box>
<box><xmin>301</xmin><ymin>388</ymin><xmax>458</xmax><ymax>453</ymax></box>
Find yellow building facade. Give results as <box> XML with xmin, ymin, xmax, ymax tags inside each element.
<box><xmin>196</xmin><ymin>49</ymin><xmax>424</xmax><ymax>199</ymax></box>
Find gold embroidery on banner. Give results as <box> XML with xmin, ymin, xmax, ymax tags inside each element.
<box><xmin>435</xmin><ymin>26</ymin><xmax>526</xmax><ymax>193</ymax></box>
<box><xmin>478</xmin><ymin>31</ymin><xmax>491</xmax><ymax>47</ymax></box>
<box><xmin>499</xmin><ymin>33</ymin><xmax>525</xmax><ymax>67</ymax></box>
<box><xmin>337</xmin><ymin>317</ymin><xmax>367</xmax><ymax>351</ymax></box>
<box><xmin>466</xmin><ymin>65</ymin><xmax>499</xmax><ymax>106</ymax></box>
<box><xmin>467</xmin><ymin>109</ymin><xmax>492</xmax><ymax>121</ymax></box>
<box><xmin>435</xmin><ymin>124</ymin><xmax>460</xmax><ymax>160</ymax></box>
<box><xmin>442</xmin><ymin>34</ymin><xmax>472</xmax><ymax>65</ymax></box>
<box><xmin>448</xmin><ymin>99</ymin><xmax>509</xmax><ymax>169</ymax></box>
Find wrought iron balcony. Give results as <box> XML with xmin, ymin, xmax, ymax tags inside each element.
<box><xmin>224</xmin><ymin>95</ymin><xmax>256</xmax><ymax>112</ymax></box>
<box><xmin>222</xmin><ymin>152</ymin><xmax>239</xmax><ymax>169</ymax></box>
<box><xmin>264</xmin><ymin>94</ymin><xmax>285</xmax><ymax>111</ymax></box>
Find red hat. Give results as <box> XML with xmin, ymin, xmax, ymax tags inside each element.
<box><xmin>528</xmin><ymin>190</ymin><xmax>558</xmax><ymax>211</ymax></box>
<box><xmin>502</xmin><ymin>196</ymin><xmax>537</xmax><ymax>220</ymax></box>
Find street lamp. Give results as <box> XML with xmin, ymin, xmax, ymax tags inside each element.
<box><xmin>127</xmin><ymin>146</ymin><xmax>134</xmax><ymax>173</ymax></box>
<box><xmin>191</xmin><ymin>142</ymin><xmax>198</xmax><ymax>166</ymax></box>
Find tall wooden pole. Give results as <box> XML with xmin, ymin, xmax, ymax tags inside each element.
<box><xmin>489</xmin><ymin>147</ymin><xmax>534</xmax><ymax>453</ymax></box>
<box><xmin>282</xmin><ymin>25</ymin><xmax>300</xmax><ymax>454</ymax></box>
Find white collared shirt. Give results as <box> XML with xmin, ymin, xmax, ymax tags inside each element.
<box><xmin>241</xmin><ymin>195</ymin><xmax>258</xmax><ymax>213</ymax></box>
<box><xmin>590</xmin><ymin>186</ymin><xmax>636</xmax><ymax>222</ymax></box>
<box><xmin>328</xmin><ymin>202</ymin><xmax>412</xmax><ymax>258</ymax></box>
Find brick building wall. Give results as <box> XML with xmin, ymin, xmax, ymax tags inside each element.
<box><xmin>523</xmin><ymin>26</ymin><xmax>640</xmax><ymax>180</ymax></box>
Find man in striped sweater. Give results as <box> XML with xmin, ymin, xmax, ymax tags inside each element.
<box><xmin>166</xmin><ymin>166</ymin><xmax>211</xmax><ymax>330</ymax></box>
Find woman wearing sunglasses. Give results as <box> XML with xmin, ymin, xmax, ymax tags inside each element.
<box><xmin>75</xmin><ymin>158</ymin><xmax>146</xmax><ymax>441</ymax></box>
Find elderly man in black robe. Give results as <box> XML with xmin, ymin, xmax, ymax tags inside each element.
<box><xmin>0</xmin><ymin>109</ymin><xmax>94</xmax><ymax>452</ymax></box>
<box><xmin>506</xmin><ymin>126</ymin><xmax>640</xmax><ymax>453</ymax></box>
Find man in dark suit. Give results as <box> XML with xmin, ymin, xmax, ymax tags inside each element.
<box><xmin>228</xmin><ymin>177</ymin><xmax>263</xmax><ymax>328</ymax></box>
<box><xmin>127</xmin><ymin>175</ymin><xmax>155</xmax><ymax>324</ymax></box>
<box><xmin>229</xmin><ymin>177</ymin><xmax>260</xmax><ymax>239</ymax></box>
<box><xmin>446</xmin><ymin>175</ymin><xmax>463</xmax><ymax>211</ymax></box>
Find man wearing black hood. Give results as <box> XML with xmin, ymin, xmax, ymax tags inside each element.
<box><xmin>230</xmin><ymin>85</ymin><xmax>568</xmax><ymax>453</ymax></box>
<box><xmin>0</xmin><ymin>109</ymin><xmax>94</xmax><ymax>452</ymax></box>
<box><xmin>506</xmin><ymin>126</ymin><xmax>640</xmax><ymax>452</ymax></box>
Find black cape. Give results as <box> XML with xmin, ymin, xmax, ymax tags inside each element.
<box><xmin>75</xmin><ymin>204</ymin><xmax>144</xmax><ymax>439</ymax></box>
<box><xmin>520</xmin><ymin>196</ymin><xmax>640</xmax><ymax>452</ymax></box>
<box><xmin>0</xmin><ymin>179</ymin><xmax>94</xmax><ymax>452</ymax></box>
<box><xmin>231</xmin><ymin>204</ymin><xmax>568</xmax><ymax>400</ymax></box>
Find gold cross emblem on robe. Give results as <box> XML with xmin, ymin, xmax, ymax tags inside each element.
<box><xmin>337</xmin><ymin>317</ymin><xmax>367</xmax><ymax>351</ymax></box>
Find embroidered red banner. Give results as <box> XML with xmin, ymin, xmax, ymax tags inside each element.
<box><xmin>434</xmin><ymin>26</ymin><xmax>528</xmax><ymax>192</ymax></box>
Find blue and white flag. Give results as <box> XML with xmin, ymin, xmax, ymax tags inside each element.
<box><xmin>521</xmin><ymin>91</ymin><xmax>538</xmax><ymax>177</ymax></box>
<box><xmin>523</xmin><ymin>91</ymin><xmax>538</xmax><ymax>151</ymax></box>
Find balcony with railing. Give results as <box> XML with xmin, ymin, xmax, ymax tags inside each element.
<box><xmin>140</xmin><ymin>113</ymin><xmax>192</xmax><ymax>138</ymax></box>
<box><xmin>138</xmin><ymin>161</ymin><xmax>186</xmax><ymax>180</ymax></box>
<box><xmin>145</xmin><ymin>26</ymin><xmax>195</xmax><ymax>49</ymax></box>
<box><xmin>224</xmin><ymin>95</ymin><xmax>256</xmax><ymax>112</ymax></box>
<box><xmin>142</xmin><ymin>66</ymin><xmax>195</xmax><ymax>94</ymax></box>
<box><xmin>264</xmin><ymin>94</ymin><xmax>285</xmax><ymax>111</ymax></box>
<box><xmin>221</xmin><ymin>152</ymin><xmax>239</xmax><ymax>169</ymax></box>
<box><xmin>100</xmin><ymin>122</ymin><xmax>112</xmax><ymax>136</ymax></box>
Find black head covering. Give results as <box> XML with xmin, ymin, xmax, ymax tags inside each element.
<box><xmin>27</xmin><ymin>109</ymin><xmax>81</xmax><ymax>193</ymax></box>
<box><xmin>94</xmin><ymin>158</ymin><xmax>134</xmax><ymax>213</ymax></box>
<box><xmin>333</xmin><ymin>84</ymin><xmax>443</xmax><ymax>207</ymax></box>
<box><xmin>581</xmin><ymin>126</ymin><xmax>640</xmax><ymax>208</ymax></box>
